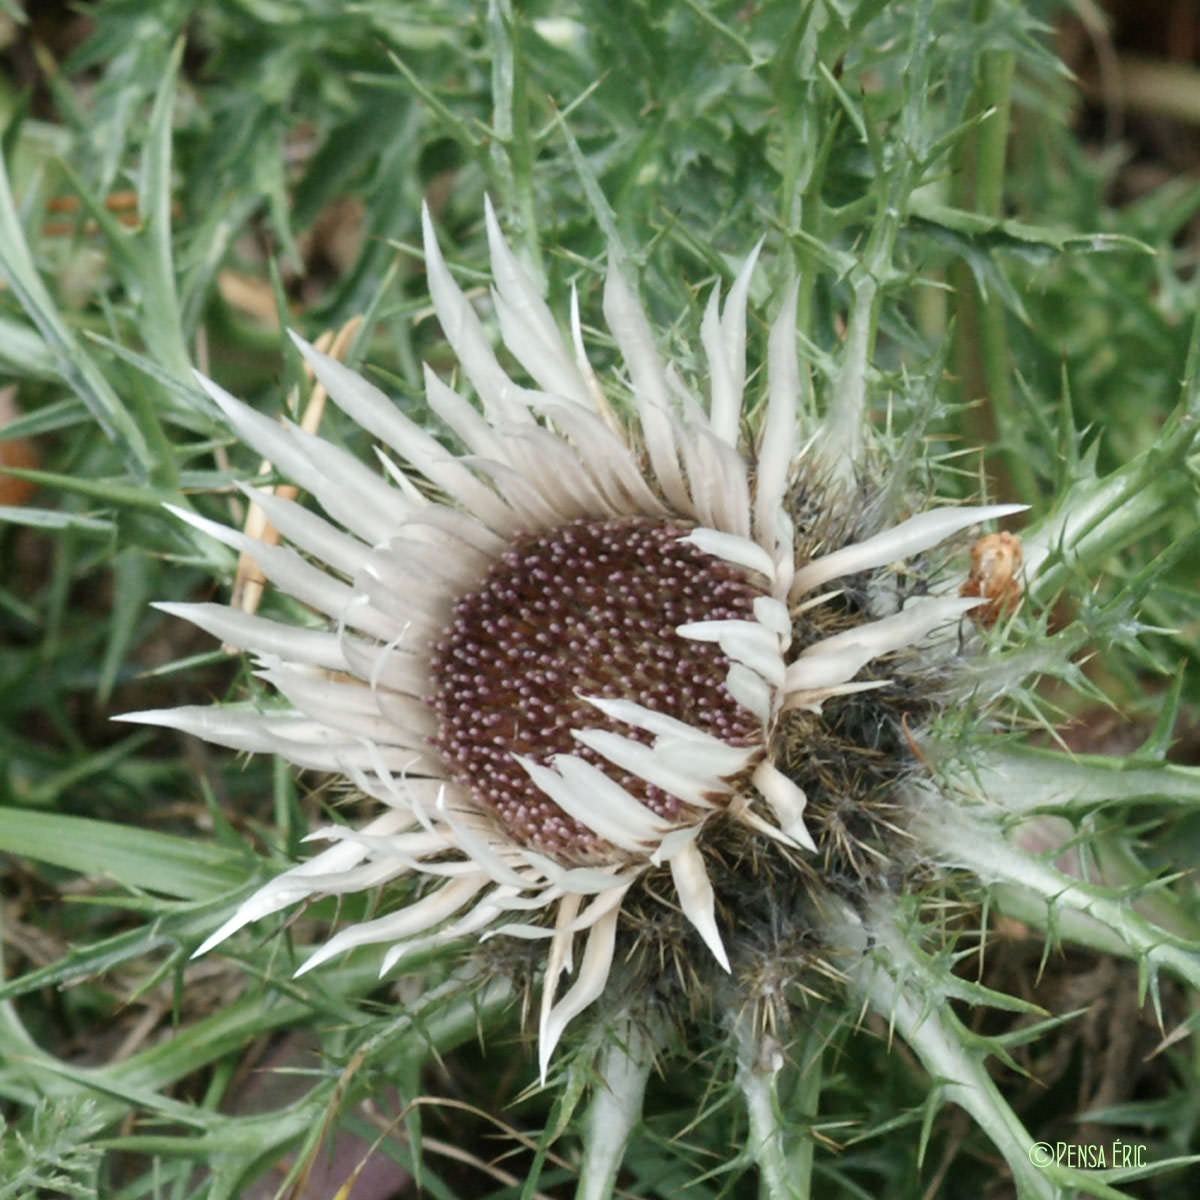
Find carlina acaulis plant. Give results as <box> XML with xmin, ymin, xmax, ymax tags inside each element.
<box><xmin>4</xmin><ymin>4</ymin><xmax>1200</xmax><ymax>1199</ymax></box>
<box><xmin>113</xmin><ymin>184</ymin><xmax>1200</xmax><ymax>1200</ymax></box>
<box><xmin>124</xmin><ymin>197</ymin><xmax>1020</xmax><ymax>1062</ymax></box>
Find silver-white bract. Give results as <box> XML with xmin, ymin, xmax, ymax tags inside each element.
<box><xmin>122</xmin><ymin>199</ymin><xmax>1023</xmax><ymax>1078</ymax></box>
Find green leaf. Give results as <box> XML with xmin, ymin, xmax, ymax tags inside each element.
<box><xmin>0</xmin><ymin>506</ymin><xmax>113</xmax><ymax>534</ymax></box>
<box><xmin>0</xmin><ymin>315</ymin><xmax>59</xmax><ymax>379</ymax></box>
<box><xmin>0</xmin><ymin>809</ymin><xmax>248</xmax><ymax>899</ymax></box>
<box><xmin>910</xmin><ymin>195</ymin><xmax>1154</xmax><ymax>255</ymax></box>
<box><xmin>0</xmin><ymin>154</ymin><xmax>155</xmax><ymax>478</ymax></box>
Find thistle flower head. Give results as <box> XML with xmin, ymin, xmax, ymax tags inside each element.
<box><xmin>124</xmin><ymin>199</ymin><xmax>1024</xmax><ymax>1076</ymax></box>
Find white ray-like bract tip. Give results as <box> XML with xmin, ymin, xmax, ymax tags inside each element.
<box><xmin>193</xmin><ymin>369</ymin><xmax>413</xmax><ymax>547</ymax></box>
<box><xmin>428</xmin><ymin>790</ymin><xmax>543</xmax><ymax>892</ymax></box>
<box><xmin>680</xmin><ymin>526</ymin><xmax>777</xmax><ymax>580</ymax></box>
<box><xmin>146</xmin><ymin>601</ymin><xmax>349</xmax><ymax>672</ymax></box>
<box><xmin>601</xmin><ymin>252</ymin><xmax>692</xmax><ymax>515</ymax></box>
<box><xmin>755</xmin><ymin>280</ymin><xmax>801</xmax><ymax>548</ymax></box>
<box><xmin>420</xmin><ymin>362</ymin><xmax>510</xmax><ymax>464</ymax></box>
<box><xmin>538</xmin><ymin>895</ymin><xmax>583</xmax><ymax>1056</ymax></box>
<box><xmin>163</xmin><ymin>504</ymin><xmax>398</xmax><ymax>644</ymax></box>
<box><xmin>119</xmin><ymin>704</ymin><xmax>434</xmax><ymax>775</ymax></box>
<box><xmin>581</xmin><ymin>693</ymin><xmax>738</xmax><ymax>753</ymax></box>
<box><xmin>792</xmin><ymin>503</ymin><xmax>1029</xmax><ymax>598</ymax></box>
<box><xmin>190</xmin><ymin>810</ymin><xmax>413</xmax><ymax>957</ymax></box>
<box><xmin>290</xmin><ymin>330</ymin><xmax>527</xmax><ymax>533</ymax></box>
<box><xmin>378</xmin><ymin>884</ymin><xmax>533</xmax><ymax>976</ymax></box>
<box><xmin>571</xmin><ymin>727</ymin><xmax>728</xmax><ymax>809</ymax></box>
<box><xmin>567</xmin><ymin>283</ymin><xmax>615</xmax><ymax>424</ymax></box>
<box><xmin>515</xmin><ymin>754</ymin><xmax>663</xmax><ymax>852</ymax></box>
<box><xmin>783</xmin><ymin>677</ymin><xmax>893</xmax><ymax>715</ymax></box>
<box><xmin>752</xmin><ymin>760</ymin><xmax>818</xmax><ymax>852</ymax></box>
<box><xmin>421</xmin><ymin>202</ymin><xmax>532</xmax><ymax>426</ymax></box>
<box><xmin>237</xmin><ymin>484</ymin><xmax>367</xmax><ymax>578</ymax></box>
<box><xmin>753</xmin><ymin>595</ymin><xmax>792</xmax><ymax>640</ymax></box>
<box><xmin>483</xmin><ymin>196</ymin><xmax>592</xmax><ymax>407</ymax></box>
<box><xmin>193</xmin><ymin>371</ymin><xmax>318</xmax><ymax>485</ymax></box>
<box><xmin>785</xmin><ymin>596</ymin><xmax>980</xmax><ymax>693</ymax></box>
<box><xmin>724</xmin><ymin>662</ymin><xmax>774</xmax><ymax>723</ymax></box>
<box><xmin>702</xmin><ymin>240</ymin><xmax>762</xmax><ymax>448</ymax></box>
<box><xmin>295</xmin><ymin>875</ymin><xmax>488</xmax><ymax>976</ymax></box>
<box><xmin>675</xmin><ymin>619</ymin><xmax>786</xmax><ymax>688</ymax></box>
<box><xmin>669</xmin><ymin>837</ymin><xmax>731</xmax><ymax>972</ymax></box>
<box><xmin>255</xmin><ymin>665</ymin><xmax>433</xmax><ymax>747</ymax></box>
<box><xmin>601</xmin><ymin>251</ymin><xmax>672</xmax><ymax>414</ymax></box>
<box><xmin>485</xmin><ymin>885</ymin><xmax>625</xmax><ymax>946</ymax></box>
<box><xmin>575</xmin><ymin>696</ymin><xmax>757</xmax><ymax>778</ymax></box>
<box><xmin>538</xmin><ymin>906</ymin><xmax>621</xmax><ymax>1082</ymax></box>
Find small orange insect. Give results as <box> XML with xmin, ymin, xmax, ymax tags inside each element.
<box><xmin>960</xmin><ymin>531</ymin><xmax>1023</xmax><ymax>628</ymax></box>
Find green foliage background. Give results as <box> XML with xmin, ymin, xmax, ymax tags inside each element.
<box><xmin>1</xmin><ymin>1</ymin><xmax>1198</xmax><ymax>1197</ymax></box>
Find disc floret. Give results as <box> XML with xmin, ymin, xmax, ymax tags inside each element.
<box><xmin>430</xmin><ymin>515</ymin><xmax>766</xmax><ymax>864</ymax></box>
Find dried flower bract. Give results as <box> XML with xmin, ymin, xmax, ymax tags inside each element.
<box><xmin>122</xmin><ymin>201</ymin><xmax>1024</xmax><ymax>1076</ymax></box>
